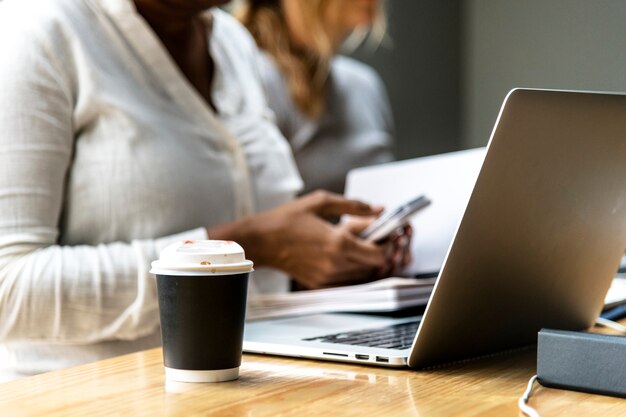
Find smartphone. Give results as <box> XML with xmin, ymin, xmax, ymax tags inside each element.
<box><xmin>359</xmin><ymin>195</ymin><xmax>431</xmax><ymax>242</ymax></box>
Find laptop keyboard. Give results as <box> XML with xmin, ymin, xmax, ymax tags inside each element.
<box><xmin>302</xmin><ymin>320</ymin><xmax>420</xmax><ymax>350</ymax></box>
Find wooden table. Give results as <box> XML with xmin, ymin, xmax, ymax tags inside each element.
<box><xmin>1</xmin><ymin>339</ymin><xmax>625</xmax><ymax>417</ymax></box>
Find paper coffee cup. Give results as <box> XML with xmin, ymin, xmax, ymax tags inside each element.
<box><xmin>150</xmin><ymin>240</ymin><xmax>253</xmax><ymax>383</ymax></box>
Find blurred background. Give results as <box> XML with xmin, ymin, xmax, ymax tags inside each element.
<box><xmin>349</xmin><ymin>0</ymin><xmax>626</xmax><ymax>160</ymax></box>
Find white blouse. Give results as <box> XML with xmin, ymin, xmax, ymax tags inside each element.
<box><xmin>0</xmin><ymin>0</ymin><xmax>302</xmax><ymax>380</ymax></box>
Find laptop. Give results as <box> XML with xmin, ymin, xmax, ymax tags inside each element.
<box><xmin>243</xmin><ymin>89</ymin><xmax>626</xmax><ymax>369</ymax></box>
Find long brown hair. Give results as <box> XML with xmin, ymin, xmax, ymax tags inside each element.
<box><xmin>236</xmin><ymin>0</ymin><xmax>385</xmax><ymax>118</ymax></box>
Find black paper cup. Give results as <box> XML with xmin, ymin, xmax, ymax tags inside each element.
<box><xmin>150</xmin><ymin>240</ymin><xmax>254</xmax><ymax>382</ymax></box>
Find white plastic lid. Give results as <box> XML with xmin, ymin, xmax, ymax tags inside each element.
<box><xmin>150</xmin><ymin>240</ymin><xmax>253</xmax><ymax>276</ymax></box>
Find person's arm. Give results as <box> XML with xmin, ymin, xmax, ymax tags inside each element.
<box><xmin>209</xmin><ymin>191</ymin><xmax>388</xmax><ymax>289</ymax></box>
<box><xmin>0</xmin><ymin>14</ymin><xmax>207</xmax><ymax>344</ymax></box>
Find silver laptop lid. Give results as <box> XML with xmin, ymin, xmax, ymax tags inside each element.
<box><xmin>410</xmin><ymin>89</ymin><xmax>626</xmax><ymax>368</ymax></box>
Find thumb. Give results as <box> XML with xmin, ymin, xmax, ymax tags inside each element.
<box><xmin>341</xmin><ymin>216</ymin><xmax>378</xmax><ymax>236</ymax></box>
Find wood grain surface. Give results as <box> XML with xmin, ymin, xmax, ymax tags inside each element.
<box><xmin>0</xmin><ymin>338</ymin><xmax>625</xmax><ymax>417</ymax></box>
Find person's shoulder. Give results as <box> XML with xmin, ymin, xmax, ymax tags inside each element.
<box><xmin>330</xmin><ymin>56</ymin><xmax>393</xmax><ymax>130</ymax></box>
<box><xmin>256</xmin><ymin>51</ymin><xmax>285</xmax><ymax>88</ymax></box>
<box><xmin>331</xmin><ymin>55</ymin><xmax>384</xmax><ymax>89</ymax></box>
<box><xmin>0</xmin><ymin>0</ymin><xmax>89</xmax><ymax>45</ymax></box>
<box><xmin>211</xmin><ymin>9</ymin><xmax>258</xmax><ymax>56</ymax></box>
<box><xmin>0</xmin><ymin>0</ymin><xmax>87</xmax><ymax>27</ymax></box>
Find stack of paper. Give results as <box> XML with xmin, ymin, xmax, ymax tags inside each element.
<box><xmin>603</xmin><ymin>254</ymin><xmax>626</xmax><ymax>309</ymax></box>
<box><xmin>247</xmin><ymin>277</ymin><xmax>436</xmax><ymax>321</ymax></box>
<box><xmin>604</xmin><ymin>276</ymin><xmax>626</xmax><ymax>309</ymax></box>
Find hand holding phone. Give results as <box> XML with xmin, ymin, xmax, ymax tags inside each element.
<box><xmin>359</xmin><ymin>195</ymin><xmax>431</xmax><ymax>242</ymax></box>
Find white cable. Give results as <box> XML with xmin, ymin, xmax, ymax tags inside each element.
<box><xmin>518</xmin><ymin>374</ymin><xmax>541</xmax><ymax>417</ymax></box>
<box><xmin>595</xmin><ymin>317</ymin><xmax>626</xmax><ymax>334</ymax></box>
<box><xmin>518</xmin><ymin>319</ymin><xmax>625</xmax><ymax>417</ymax></box>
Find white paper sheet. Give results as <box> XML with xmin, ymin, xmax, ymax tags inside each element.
<box><xmin>247</xmin><ymin>277</ymin><xmax>435</xmax><ymax>320</ymax></box>
<box><xmin>345</xmin><ymin>148</ymin><xmax>486</xmax><ymax>275</ymax></box>
<box><xmin>605</xmin><ymin>277</ymin><xmax>626</xmax><ymax>309</ymax></box>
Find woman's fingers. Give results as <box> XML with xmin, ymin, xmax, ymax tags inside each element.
<box><xmin>305</xmin><ymin>190</ymin><xmax>383</xmax><ymax>219</ymax></box>
<box><xmin>381</xmin><ymin>224</ymin><xmax>414</xmax><ymax>275</ymax></box>
<box><xmin>341</xmin><ymin>234</ymin><xmax>387</xmax><ymax>267</ymax></box>
<box><xmin>340</xmin><ymin>216</ymin><xmax>377</xmax><ymax>235</ymax></box>
<box><xmin>252</xmin><ymin>192</ymin><xmax>405</xmax><ymax>289</ymax></box>
<box><xmin>400</xmin><ymin>224</ymin><xmax>413</xmax><ymax>268</ymax></box>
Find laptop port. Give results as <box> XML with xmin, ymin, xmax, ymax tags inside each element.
<box><xmin>376</xmin><ymin>356</ymin><xmax>389</xmax><ymax>363</ymax></box>
<box><xmin>323</xmin><ymin>352</ymin><xmax>348</xmax><ymax>358</ymax></box>
<box><xmin>355</xmin><ymin>354</ymin><xmax>369</xmax><ymax>360</ymax></box>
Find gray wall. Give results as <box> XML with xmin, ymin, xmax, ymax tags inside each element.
<box><xmin>463</xmin><ymin>0</ymin><xmax>626</xmax><ymax>147</ymax></box>
<box><xmin>352</xmin><ymin>1</ymin><xmax>626</xmax><ymax>155</ymax></box>
<box><xmin>349</xmin><ymin>1</ymin><xmax>462</xmax><ymax>160</ymax></box>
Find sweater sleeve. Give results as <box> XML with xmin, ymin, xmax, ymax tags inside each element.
<box><xmin>0</xmin><ymin>5</ymin><xmax>208</xmax><ymax>344</ymax></box>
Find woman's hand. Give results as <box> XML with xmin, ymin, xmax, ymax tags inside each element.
<box><xmin>340</xmin><ymin>218</ymin><xmax>413</xmax><ymax>278</ymax></box>
<box><xmin>209</xmin><ymin>191</ymin><xmax>390</xmax><ymax>289</ymax></box>
<box><xmin>387</xmin><ymin>224</ymin><xmax>413</xmax><ymax>275</ymax></box>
